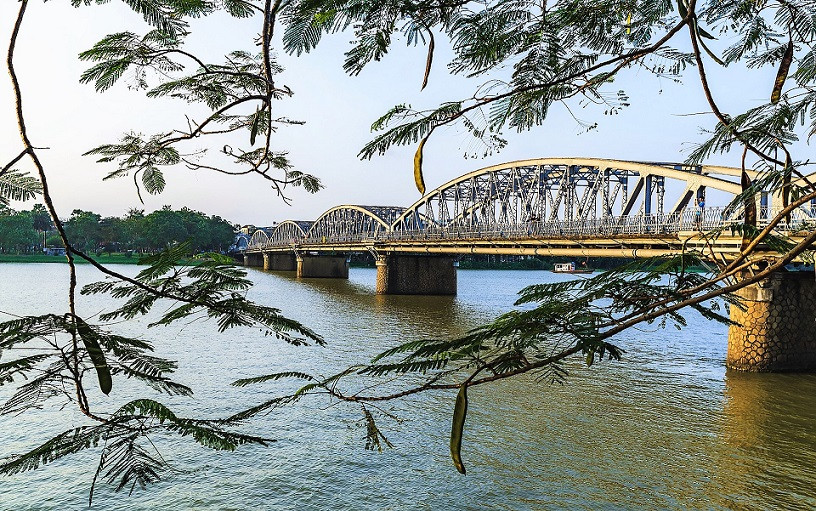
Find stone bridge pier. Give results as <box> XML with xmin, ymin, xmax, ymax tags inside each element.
<box><xmin>728</xmin><ymin>271</ymin><xmax>816</xmax><ymax>372</ymax></box>
<box><xmin>376</xmin><ymin>254</ymin><xmax>457</xmax><ymax>295</ymax></box>
<box><xmin>243</xmin><ymin>252</ymin><xmax>264</xmax><ymax>267</ymax></box>
<box><xmin>263</xmin><ymin>252</ymin><xmax>297</xmax><ymax>271</ymax></box>
<box><xmin>296</xmin><ymin>254</ymin><xmax>349</xmax><ymax>279</ymax></box>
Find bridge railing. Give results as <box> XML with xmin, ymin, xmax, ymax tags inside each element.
<box><xmin>247</xmin><ymin>206</ymin><xmax>816</xmax><ymax>249</ymax></box>
<box><xmin>381</xmin><ymin>207</ymin><xmax>746</xmax><ymax>241</ymax></box>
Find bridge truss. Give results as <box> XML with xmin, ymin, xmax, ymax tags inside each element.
<box><xmin>245</xmin><ymin>158</ymin><xmax>816</xmax><ymax>259</ymax></box>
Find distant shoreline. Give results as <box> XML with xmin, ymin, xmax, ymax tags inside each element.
<box><xmin>2</xmin><ymin>254</ymin><xmax>714</xmax><ymax>273</ymax></box>
<box><xmin>0</xmin><ymin>253</ymin><xmax>141</xmax><ymax>264</ymax></box>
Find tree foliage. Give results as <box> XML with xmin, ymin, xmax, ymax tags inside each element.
<box><xmin>0</xmin><ymin>208</ymin><xmax>39</xmax><ymax>253</ymax></box>
<box><xmin>0</xmin><ymin>205</ymin><xmax>238</xmax><ymax>255</ymax></box>
<box><xmin>3</xmin><ymin>0</ymin><xmax>816</xmax><ymax>502</ymax></box>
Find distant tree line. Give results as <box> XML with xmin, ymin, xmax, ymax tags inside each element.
<box><xmin>0</xmin><ymin>204</ymin><xmax>236</xmax><ymax>255</ymax></box>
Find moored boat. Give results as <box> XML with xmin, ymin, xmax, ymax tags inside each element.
<box><xmin>552</xmin><ymin>262</ymin><xmax>593</xmax><ymax>274</ymax></box>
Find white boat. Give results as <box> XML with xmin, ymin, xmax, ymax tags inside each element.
<box><xmin>552</xmin><ymin>262</ymin><xmax>593</xmax><ymax>274</ymax></box>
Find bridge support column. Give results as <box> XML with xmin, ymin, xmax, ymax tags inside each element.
<box><xmin>263</xmin><ymin>252</ymin><xmax>297</xmax><ymax>271</ymax></box>
<box><xmin>243</xmin><ymin>253</ymin><xmax>264</xmax><ymax>267</ymax></box>
<box><xmin>727</xmin><ymin>272</ymin><xmax>816</xmax><ymax>372</ymax></box>
<box><xmin>296</xmin><ymin>254</ymin><xmax>349</xmax><ymax>279</ymax></box>
<box><xmin>376</xmin><ymin>254</ymin><xmax>457</xmax><ymax>295</ymax></box>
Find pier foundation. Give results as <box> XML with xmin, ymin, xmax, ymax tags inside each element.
<box><xmin>727</xmin><ymin>271</ymin><xmax>816</xmax><ymax>372</ymax></box>
<box><xmin>375</xmin><ymin>254</ymin><xmax>457</xmax><ymax>295</ymax></box>
<box><xmin>263</xmin><ymin>252</ymin><xmax>297</xmax><ymax>271</ymax></box>
<box><xmin>296</xmin><ymin>254</ymin><xmax>349</xmax><ymax>279</ymax></box>
<box><xmin>243</xmin><ymin>253</ymin><xmax>264</xmax><ymax>267</ymax></box>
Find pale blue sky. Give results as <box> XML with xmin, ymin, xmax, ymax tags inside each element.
<box><xmin>0</xmin><ymin>1</ymin><xmax>782</xmax><ymax>225</ymax></box>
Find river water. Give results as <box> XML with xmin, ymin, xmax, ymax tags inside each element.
<box><xmin>0</xmin><ymin>263</ymin><xmax>814</xmax><ymax>510</ymax></box>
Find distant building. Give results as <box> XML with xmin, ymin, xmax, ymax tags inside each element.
<box><xmin>44</xmin><ymin>247</ymin><xmax>66</xmax><ymax>256</ymax></box>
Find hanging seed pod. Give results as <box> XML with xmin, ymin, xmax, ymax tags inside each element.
<box><xmin>75</xmin><ymin>317</ymin><xmax>112</xmax><ymax>395</ymax></box>
<box><xmin>771</xmin><ymin>40</ymin><xmax>794</xmax><ymax>104</ymax></box>
<box><xmin>450</xmin><ymin>384</ymin><xmax>468</xmax><ymax>475</ymax></box>
<box><xmin>414</xmin><ymin>135</ymin><xmax>428</xmax><ymax>195</ymax></box>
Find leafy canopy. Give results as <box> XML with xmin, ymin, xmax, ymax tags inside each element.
<box><xmin>4</xmin><ymin>0</ymin><xmax>816</xmax><ymax>500</ymax></box>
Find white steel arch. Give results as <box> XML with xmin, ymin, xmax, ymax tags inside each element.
<box><xmin>390</xmin><ymin>158</ymin><xmax>749</xmax><ymax>233</ymax></box>
<box><xmin>305</xmin><ymin>205</ymin><xmax>405</xmax><ymax>243</ymax></box>
<box><xmin>269</xmin><ymin>221</ymin><xmax>312</xmax><ymax>245</ymax></box>
<box><xmin>248</xmin><ymin>229</ymin><xmax>270</xmax><ymax>250</ymax></box>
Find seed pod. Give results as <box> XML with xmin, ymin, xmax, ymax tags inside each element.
<box><xmin>421</xmin><ymin>31</ymin><xmax>435</xmax><ymax>91</ymax></box>
<box><xmin>75</xmin><ymin>317</ymin><xmax>112</xmax><ymax>395</ymax></box>
<box><xmin>450</xmin><ymin>384</ymin><xmax>468</xmax><ymax>475</ymax></box>
<box><xmin>676</xmin><ymin>0</ymin><xmax>688</xmax><ymax>18</ymax></box>
<box><xmin>771</xmin><ymin>40</ymin><xmax>794</xmax><ymax>104</ymax></box>
<box><xmin>414</xmin><ymin>135</ymin><xmax>428</xmax><ymax>195</ymax></box>
<box><xmin>250</xmin><ymin>108</ymin><xmax>261</xmax><ymax>146</ymax></box>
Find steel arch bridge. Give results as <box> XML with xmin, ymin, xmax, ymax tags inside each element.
<box><xmin>245</xmin><ymin>158</ymin><xmax>816</xmax><ymax>259</ymax></box>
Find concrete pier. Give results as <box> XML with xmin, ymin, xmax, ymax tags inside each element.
<box><xmin>243</xmin><ymin>253</ymin><xmax>264</xmax><ymax>267</ymax></box>
<box><xmin>727</xmin><ymin>272</ymin><xmax>816</xmax><ymax>372</ymax></box>
<box><xmin>375</xmin><ymin>254</ymin><xmax>457</xmax><ymax>295</ymax></box>
<box><xmin>263</xmin><ymin>252</ymin><xmax>297</xmax><ymax>271</ymax></box>
<box><xmin>296</xmin><ymin>254</ymin><xmax>349</xmax><ymax>279</ymax></box>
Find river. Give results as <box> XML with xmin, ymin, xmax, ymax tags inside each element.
<box><xmin>0</xmin><ymin>263</ymin><xmax>815</xmax><ymax>510</ymax></box>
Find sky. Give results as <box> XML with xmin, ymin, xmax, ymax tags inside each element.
<box><xmin>0</xmin><ymin>1</ymin><xmax>785</xmax><ymax>226</ymax></box>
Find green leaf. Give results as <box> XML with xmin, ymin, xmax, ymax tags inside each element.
<box><xmin>0</xmin><ymin>170</ymin><xmax>42</xmax><ymax>205</ymax></box>
<box><xmin>0</xmin><ymin>354</ymin><xmax>52</xmax><ymax>385</ymax></box>
<box><xmin>141</xmin><ymin>166</ymin><xmax>166</xmax><ymax>195</ymax></box>
<box><xmin>0</xmin><ymin>426</ymin><xmax>106</xmax><ymax>476</ymax></box>
<box><xmin>232</xmin><ymin>371</ymin><xmax>315</xmax><ymax>387</ymax></box>
<box><xmin>676</xmin><ymin>0</ymin><xmax>688</xmax><ymax>19</ymax></box>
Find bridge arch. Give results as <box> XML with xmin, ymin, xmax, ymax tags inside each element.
<box><xmin>247</xmin><ymin>229</ymin><xmax>271</xmax><ymax>250</ymax></box>
<box><xmin>390</xmin><ymin>158</ymin><xmax>749</xmax><ymax>232</ymax></box>
<box><xmin>268</xmin><ymin>220</ymin><xmax>313</xmax><ymax>246</ymax></box>
<box><xmin>306</xmin><ymin>205</ymin><xmax>405</xmax><ymax>243</ymax></box>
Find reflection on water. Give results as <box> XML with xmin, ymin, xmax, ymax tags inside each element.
<box><xmin>0</xmin><ymin>264</ymin><xmax>814</xmax><ymax>510</ymax></box>
<box><xmin>716</xmin><ymin>372</ymin><xmax>816</xmax><ymax>510</ymax></box>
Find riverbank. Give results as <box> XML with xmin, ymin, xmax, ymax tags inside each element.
<box><xmin>0</xmin><ymin>253</ymin><xmax>218</xmax><ymax>265</ymax></box>
<box><xmin>0</xmin><ymin>253</ymin><xmax>140</xmax><ymax>264</ymax></box>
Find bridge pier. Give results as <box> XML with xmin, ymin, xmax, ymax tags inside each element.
<box><xmin>243</xmin><ymin>253</ymin><xmax>264</xmax><ymax>267</ymax></box>
<box><xmin>263</xmin><ymin>252</ymin><xmax>297</xmax><ymax>271</ymax></box>
<box><xmin>727</xmin><ymin>271</ymin><xmax>816</xmax><ymax>372</ymax></box>
<box><xmin>376</xmin><ymin>254</ymin><xmax>457</xmax><ymax>295</ymax></box>
<box><xmin>296</xmin><ymin>254</ymin><xmax>349</xmax><ymax>279</ymax></box>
